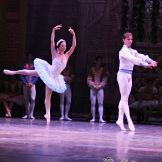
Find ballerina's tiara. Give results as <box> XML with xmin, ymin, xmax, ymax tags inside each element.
<box><xmin>56</xmin><ymin>39</ymin><xmax>66</xmax><ymax>46</ymax></box>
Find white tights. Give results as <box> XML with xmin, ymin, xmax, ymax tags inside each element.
<box><xmin>117</xmin><ymin>72</ymin><xmax>135</xmax><ymax>130</ymax></box>
<box><xmin>60</xmin><ymin>84</ymin><xmax>72</xmax><ymax>120</ymax></box>
<box><xmin>90</xmin><ymin>88</ymin><xmax>105</xmax><ymax>122</ymax></box>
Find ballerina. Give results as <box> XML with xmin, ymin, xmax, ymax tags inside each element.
<box><xmin>4</xmin><ymin>24</ymin><xmax>76</xmax><ymax>123</ymax></box>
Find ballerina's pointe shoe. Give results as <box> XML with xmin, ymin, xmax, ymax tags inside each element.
<box><xmin>116</xmin><ymin>121</ymin><xmax>127</xmax><ymax>131</ymax></box>
<box><xmin>5</xmin><ymin>113</ymin><xmax>11</xmax><ymax>118</ymax></box>
<box><xmin>3</xmin><ymin>70</ymin><xmax>15</xmax><ymax>75</ymax></box>
<box><xmin>128</xmin><ymin>122</ymin><xmax>135</xmax><ymax>131</ymax></box>
<box><xmin>44</xmin><ymin>114</ymin><xmax>51</xmax><ymax>124</ymax></box>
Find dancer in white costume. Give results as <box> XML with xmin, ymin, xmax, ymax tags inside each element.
<box><xmin>116</xmin><ymin>32</ymin><xmax>157</xmax><ymax>131</ymax></box>
<box><xmin>3</xmin><ymin>24</ymin><xmax>76</xmax><ymax>123</ymax></box>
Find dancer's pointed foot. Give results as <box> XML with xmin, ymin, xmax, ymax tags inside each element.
<box><xmin>128</xmin><ymin>122</ymin><xmax>135</xmax><ymax>131</ymax></box>
<box><xmin>5</xmin><ymin>113</ymin><xmax>11</xmax><ymax>118</ymax></box>
<box><xmin>99</xmin><ymin>119</ymin><xmax>106</xmax><ymax>123</ymax></box>
<box><xmin>64</xmin><ymin>116</ymin><xmax>72</xmax><ymax>121</ymax></box>
<box><xmin>3</xmin><ymin>70</ymin><xmax>16</xmax><ymax>75</ymax></box>
<box><xmin>116</xmin><ymin>121</ymin><xmax>127</xmax><ymax>131</ymax></box>
<box><xmin>90</xmin><ymin>118</ymin><xmax>95</xmax><ymax>122</ymax></box>
<box><xmin>59</xmin><ymin>116</ymin><xmax>64</xmax><ymax>121</ymax></box>
<box><xmin>22</xmin><ymin>115</ymin><xmax>28</xmax><ymax>119</ymax></box>
<box><xmin>44</xmin><ymin>114</ymin><xmax>50</xmax><ymax>123</ymax></box>
<box><xmin>30</xmin><ymin>116</ymin><xmax>35</xmax><ymax>119</ymax></box>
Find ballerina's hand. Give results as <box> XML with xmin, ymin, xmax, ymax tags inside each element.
<box><xmin>68</xmin><ymin>27</ymin><xmax>75</xmax><ymax>35</ymax></box>
<box><xmin>53</xmin><ymin>24</ymin><xmax>62</xmax><ymax>31</ymax></box>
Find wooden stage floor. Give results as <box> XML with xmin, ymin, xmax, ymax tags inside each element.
<box><xmin>0</xmin><ymin>118</ymin><xmax>161</xmax><ymax>162</ymax></box>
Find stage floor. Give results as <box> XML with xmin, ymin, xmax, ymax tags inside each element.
<box><xmin>0</xmin><ymin>118</ymin><xmax>161</xmax><ymax>162</ymax></box>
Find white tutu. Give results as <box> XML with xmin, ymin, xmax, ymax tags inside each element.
<box><xmin>34</xmin><ymin>58</ymin><xmax>67</xmax><ymax>93</ymax></box>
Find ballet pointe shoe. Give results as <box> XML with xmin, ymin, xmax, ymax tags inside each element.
<box><xmin>5</xmin><ymin>113</ymin><xmax>11</xmax><ymax>118</ymax></box>
<box><xmin>44</xmin><ymin>114</ymin><xmax>51</xmax><ymax>124</ymax></box>
<box><xmin>59</xmin><ymin>116</ymin><xmax>64</xmax><ymax>121</ymax></box>
<box><xmin>30</xmin><ymin>116</ymin><xmax>35</xmax><ymax>119</ymax></box>
<box><xmin>64</xmin><ymin>116</ymin><xmax>72</xmax><ymax>121</ymax></box>
<box><xmin>116</xmin><ymin>121</ymin><xmax>127</xmax><ymax>131</ymax></box>
<box><xmin>128</xmin><ymin>122</ymin><xmax>135</xmax><ymax>131</ymax></box>
<box><xmin>90</xmin><ymin>118</ymin><xmax>95</xmax><ymax>122</ymax></box>
<box><xmin>99</xmin><ymin>119</ymin><xmax>106</xmax><ymax>123</ymax></box>
<box><xmin>3</xmin><ymin>70</ymin><xmax>15</xmax><ymax>75</ymax></box>
<box><xmin>22</xmin><ymin>115</ymin><xmax>28</xmax><ymax>119</ymax></box>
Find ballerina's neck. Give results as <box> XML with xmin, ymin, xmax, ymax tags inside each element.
<box><xmin>57</xmin><ymin>49</ymin><xmax>64</xmax><ymax>55</ymax></box>
<box><xmin>58</xmin><ymin>52</ymin><xmax>64</xmax><ymax>55</ymax></box>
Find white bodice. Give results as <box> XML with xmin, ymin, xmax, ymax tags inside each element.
<box><xmin>119</xmin><ymin>46</ymin><xmax>136</xmax><ymax>70</ymax></box>
<box><xmin>119</xmin><ymin>45</ymin><xmax>152</xmax><ymax>71</ymax></box>
<box><xmin>50</xmin><ymin>57</ymin><xmax>67</xmax><ymax>77</ymax></box>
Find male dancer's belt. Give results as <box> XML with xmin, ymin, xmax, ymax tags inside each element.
<box><xmin>119</xmin><ymin>69</ymin><xmax>132</xmax><ymax>74</ymax></box>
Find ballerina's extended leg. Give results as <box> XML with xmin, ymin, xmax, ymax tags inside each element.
<box><xmin>3</xmin><ymin>69</ymin><xmax>38</xmax><ymax>76</ymax></box>
<box><xmin>3</xmin><ymin>70</ymin><xmax>17</xmax><ymax>75</ymax></box>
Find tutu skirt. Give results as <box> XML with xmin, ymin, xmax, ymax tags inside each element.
<box><xmin>34</xmin><ymin>58</ymin><xmax>66</xmax><ymax>93</ymax></box>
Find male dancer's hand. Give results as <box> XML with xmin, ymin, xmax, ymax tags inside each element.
<box><xmin>147</xmin><ymin>61</ymin><xmax>157</xmax><ymax>69</ymax></box>
<box><xmin>93</xmin><ymin>83</ymin><xmax>101</xmax><ymax>90</ymax></box>
<box><xmin>25</xmin><ymin>83</ymin><xmax>33</xmax><ymax>88</ymax></box>
<box><xmin>28</xmin><ymin>83</ymin><xmax>33</xmax><ymax>88</ymax></box>
<box><xmin>151</xmin><ymin>61</ymin><xmax>157</xmax><ymax>67</ymax></box>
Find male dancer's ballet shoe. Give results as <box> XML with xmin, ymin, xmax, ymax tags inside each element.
<box><xmin>90</xmin><ymin>118</ymin><xmax>95</xmax><ymax>122</ymax></box>
<box><xmin>64</xmin><ymin>116</ymin><xmax>72</xmax><ymax>121</ymax></box>
<box><xmin>128</xmin><ymin>122</ymin><xmax>135</xmax><ymax>131</ymax></box>
<box><xmin>44</xmin><ymin>114</ymin><xmax>50</xmax><ymax>123</ymax></box>
<box><xmin>116</xmin><ymin>121</ymin><xmax>127</xmax><ymax>131</ymax></box>
<box><xmin>3</xmin><ymin>70</ymin><xmax>16</xmax><ymax>75</ymax></box>
<box><xmin>59</xmin><ymin>116</ymin><xmax>64</xmax><ymax>121</ymax></box>
<box><xmin>29</xmin><ymin>116</ymin><xmax>35</xmax><ymax>119</ymax></box>
<box><xmin>22</xmin><ymin>115</ymin><xmax>28</xmax><ymax>119</ymax></box>
<box><xmin>99</xmin><ymin>119</ymin><xmax>106</xmax><ymax>123</ymax></box>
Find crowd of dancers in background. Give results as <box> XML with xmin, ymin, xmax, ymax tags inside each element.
<box><xmin>1</xmin><ymin>25</ymin><xmax>158</xmax><ymax>131</ymax></box>
<box><xmin>0</xmin><ymin>54</ymin><xmax>108</xmax><ymax>122</ymax></box>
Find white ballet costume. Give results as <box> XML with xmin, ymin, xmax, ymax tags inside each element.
<box><xmin>116</xmin><ymin>45</ymin><xmax>153</xmax><ymax>131</ymax></box>
<box><xmin>34</xmin><ymin>57</ymin><xmax>67</xmax><ymax>93</ymax></box>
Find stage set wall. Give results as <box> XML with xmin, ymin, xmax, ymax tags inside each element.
<box><xmin>0</xmin><ymin>0</ymin><xmax>162</xmax><ymax>119</ymax></box>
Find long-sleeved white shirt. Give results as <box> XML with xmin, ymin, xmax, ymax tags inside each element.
<box><xmin>119</xmin><ymin>45</ymin><xmax>153</xmax><ymax>71</ymax></box>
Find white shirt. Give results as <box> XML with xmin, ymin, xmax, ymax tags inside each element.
<box><xmin>119</xmin><ymin>45</ymin><xmax>153</xmax><ymax>71</ymax></box>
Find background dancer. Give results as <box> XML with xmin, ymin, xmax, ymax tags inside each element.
<box><xmin>59</xmin><ymin>63</ymin><xmax>74</xmax><ymax>121</ymax></box>
<box><xmin>87</xmin><ymin>56</ymin><xmax>108</xmax><ymax>123</ymax></box>
<box><xmin>20</xmin><ymin>54</ymin><xmax>38</xmax><ymax>119</ymax></box>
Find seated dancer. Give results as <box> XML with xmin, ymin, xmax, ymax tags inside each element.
<box><xmin>116</xmin><ymin>32</ymin><xmax>157</xmax><ymax>131</ymax></box>
<box><xmin>0</xmin><ymin>77</ymin><xmax>23</xmax><ymax>118</ymax></box>
<box><xmin>3</xmin><ymin>24</ymin><xmax>76</xmax><ymax>123</ymax></box>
